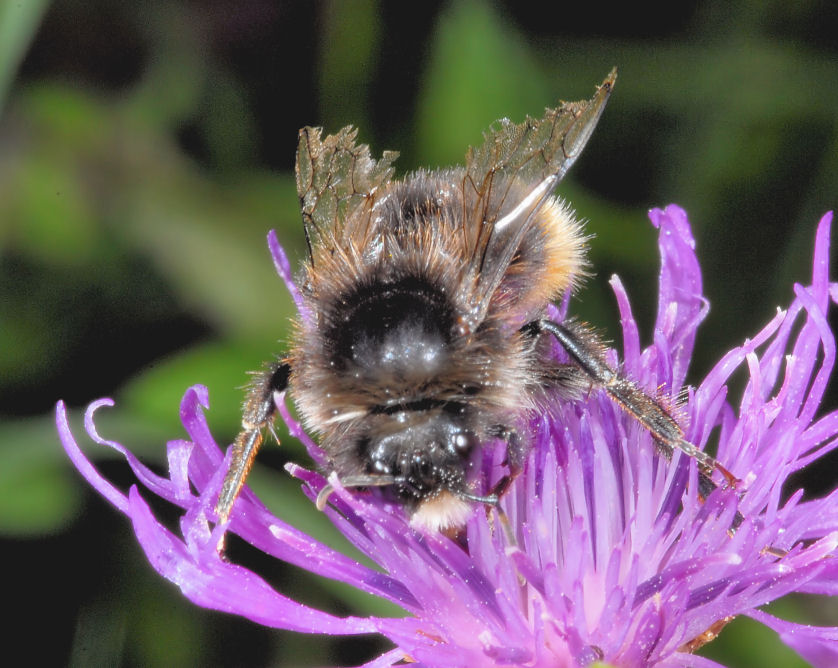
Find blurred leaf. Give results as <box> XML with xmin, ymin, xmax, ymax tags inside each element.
<box><xmin>3</xmin><ymin>81</ymin><xmax>306</xmax><ymax>338</ymax></box>
<box><xmin>14</xmin><ymin>155</ymin><xmax>98</xmax><ymax>262</ymax></box>
<box><xmin>0</xmin><ymin>0</ymin><xmax>50</xmax><ymax>112</ymax></box>
<box><xmin>131</xmin><ymin>584</ymin><xmax>204</xmax><ymax>668</ymax></box>
<box><xmin>0</xmin><ymin>415</ymin><xmax>82</xmax><ymax>536</ymax></box>
<box><xmin>119</xmin><ymin>340</ymin><xmax>288</xmax><ymax>438</ymax></box>
<box><xmin>119</xmin><ymin>169</ymin><xmax>303</xmax><ymax>339</ymax></box>
<box><xmin>416</xmin><ymin>0</ymin><xmax>548</xmax><ymax>166</ymax></box>
<box><xmin>200</xmin><ymin>70</ymin><xmax>259</xmax><ymax>172</ymax></box>
<box><xmin>16</xmin><ymin>82</ymin><xmax>112</xmax><ymax>153</ymax></box>
<box><xmin>275</xmin><ymin>631</ymin><xmax>333</xmax><ymax>667</ymax></box>
<box><xmin>123</xmin><ymin>3</ymin><xmax>208</xmax><ymax>132</ymax></box>
<box><xmin>0</xmin><ymin>84</ymin><xmax>111</xmax><ymax>265</ymax></box>
<box><xmin>319</xmin><ymin>0</ymin><xmax>380</xmax><ymax>130</ymax></box>
<box><xmin>69</xmin><ymin>599</ymin><xmax>127</xmax><ymax>668</ymax></box>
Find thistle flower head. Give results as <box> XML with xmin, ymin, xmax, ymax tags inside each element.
<box><xmin>58</xmin><ymin>206</ymin><xmax>838</xmax><ymax>666</ymax></box>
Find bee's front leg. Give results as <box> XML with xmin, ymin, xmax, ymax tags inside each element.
<box><xmin>483</xmin><ymin>425</ymin><xmax>524</xmax><ymax>501</ymax></box>
<box><xmin>528</xmin><ymin>318</ymin><xmax>738</xmax><ymax>488</ymax></box>
<box><xmin>215</xmin><ymin>361</ymin><xmax>291</xmax><ymax>524</ymax></box>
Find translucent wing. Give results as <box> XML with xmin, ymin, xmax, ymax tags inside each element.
<box><xmin>295</xmin><ymin>126</ymin><xmax>398</xmax><ymax>262</ymax></box>
<box><xmin>462</xmin><ymin>69</ymin><xmax>616</xmax><ymax>322</ymax></box>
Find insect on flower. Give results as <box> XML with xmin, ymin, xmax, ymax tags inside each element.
<box><xmin>215</xmin><ymin>68</ymin><xmax>737</xmax><ymax>531</ymax></box>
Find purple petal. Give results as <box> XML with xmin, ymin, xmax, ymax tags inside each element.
<box><xmin>268</xmin><ymin>229</ymin><xmax>311</xmax><ymax>323</ymax></box>
<box><xmin>127</xmin><ymin>486</ymin><xmax>378</xmax><ymax>634</ymax></box>
<box><xmin>649</xmin><ymin>204</ymin><xmax>708</xmax><ymax>388</ymax></box>
<box><xmin>56</xmin><ymin>399</ymin><xmax>129</xmax><ymax>514</ymax></box>
<box><xmin>358</xmin><ymin>648</ymin><xmax>404</xmax><ymax>667</ymax></box>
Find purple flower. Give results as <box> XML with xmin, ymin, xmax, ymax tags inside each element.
<box><xmin>58</xmin><ymin>205</ymin><xmax>838</xmax><ymax>666</ymax></box>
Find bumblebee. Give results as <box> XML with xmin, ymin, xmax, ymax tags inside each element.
<box><xmin>216</xmin><ymin>69</ymin><xmax>734</xmax><ymax>530</ymax></box>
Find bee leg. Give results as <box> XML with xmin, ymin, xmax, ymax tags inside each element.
<box><xmin>697</xmin><ymin>467</ymin><xmax>786</xmax><ymax>555</ymax></box>
<box><xmin>697</xmin><ymin>470</ymin><xmax>744</xmax><ymax>530</ymax></box>
<box><xmin>528</xmin><ymin>319</ymin><xmax>738</xmax><ymax>487</ymax></box>
<box><xmin>215</xmin><ymin>361</ymin><xmax>291</xmax><ymax>524</ymax></box>
<box><xmin>537</xmin><ymin>319</ymin><xmax>791</xmax><ymax>554</ymax></box>
<box><xmin>485</xmin><ymin>425</ymin><xmax>524</xmax><ymax>500</ymax></box>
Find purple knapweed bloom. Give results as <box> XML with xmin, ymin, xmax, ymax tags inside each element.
<box><xmin>58</xmin><ymin>205</ymin><xmax>838</xmax><ymax>667</ymax></box>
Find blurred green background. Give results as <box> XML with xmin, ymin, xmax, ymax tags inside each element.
<box><xmin>2</xmin><ymin>1</ymin><xmax>836</xmax><ymax>665</ymax></box>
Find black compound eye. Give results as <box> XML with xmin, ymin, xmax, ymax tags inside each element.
<box><xmin>451</xmin><ymin>431</ymin><xmax>478</xmax><ymax>456</ymax></box>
